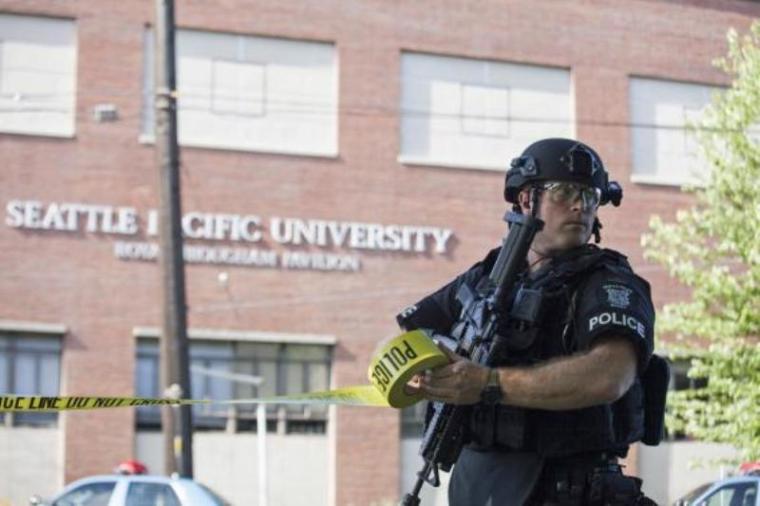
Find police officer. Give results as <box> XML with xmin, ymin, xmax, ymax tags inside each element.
<box><xmin>399</xmin><ymin>138</ymin><xmax>660</xmax><ymax>505</ymax></box>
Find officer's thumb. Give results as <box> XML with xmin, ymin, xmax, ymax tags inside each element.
<box><xmin>433</xmin><ymin>340</ymin><xmax>462</xmax><ymax>363</ymax></box>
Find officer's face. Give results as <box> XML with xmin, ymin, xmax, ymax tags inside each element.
<box><xmin>519</xmin><ymin>183</ymin><xmax>597</xmax><ymax>254</ymax></box>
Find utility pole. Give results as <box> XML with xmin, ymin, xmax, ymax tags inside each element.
<box><xmin>155</xmin><ymin>0</ymin><xmax>193</xmax><ymax>478</ymax></box>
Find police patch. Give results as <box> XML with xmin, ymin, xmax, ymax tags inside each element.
<box><xmin>588</xmin><ymin>311</ymin><xmax>646</xmax><ymax>339</ymax></box>
<box><xmin>602</xmin><ymin>284</ymin><xmax>633</xmax><ymax>309</ymax></box>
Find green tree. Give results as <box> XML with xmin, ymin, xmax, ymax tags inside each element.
<box><xmin>642</xmin><ymin>21</ymin><xmax>760</xmax><ymax>462</ymax></box>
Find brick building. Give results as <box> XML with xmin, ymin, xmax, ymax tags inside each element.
<box><xmin>1</xmin><ymin>1</ymin><xmax>757</xmax><ymax>504</ymax></box>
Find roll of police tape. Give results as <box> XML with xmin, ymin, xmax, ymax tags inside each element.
<box><xmin>0</xmin><ymin>330</ymin><xmax>450</xmax><ymax>412</ymax></box>
<box><xmin>366</xmin><ymin>328</ymin><xmax>450</xmax><ymax>408</ymax></box>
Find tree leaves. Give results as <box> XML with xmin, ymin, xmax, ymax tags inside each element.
<box><xmin>642</xmin><ymin>22</ymin><xmax>760</xmax><ymax>462</ymax></box>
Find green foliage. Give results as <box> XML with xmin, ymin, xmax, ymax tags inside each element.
<box><xmin>641</xmin><ymin>22</ymin><xmax>760</xmax><ymax>462</ymax></box>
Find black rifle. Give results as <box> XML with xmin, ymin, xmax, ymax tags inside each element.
<box><xmin>401</xmin><ymin>210</ymin><xmax>544</xmax><ymax>506</ymax></box>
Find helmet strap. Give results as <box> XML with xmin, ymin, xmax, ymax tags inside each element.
<box><xmin>529</xmin><ymin>187</ymin><xmax>542</xmax><ymax>219</ymax></box>
<box><xmin>592</xmin><ymin>217</ymin><xmax>602</xmax><ymax>243</ymax></box>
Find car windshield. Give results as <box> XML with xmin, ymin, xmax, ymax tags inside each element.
<box><xmin>675</xmin><ymin>482</ymin><xmax>713</xmax><ymax>505</ymax></box>
<box><xmin>52</xmin><ymin>481</ymin><xmax>116</xmax><ymax>506</ymax></box>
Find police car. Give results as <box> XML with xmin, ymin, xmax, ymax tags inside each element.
<box><xmin>30</xmin><ymin>473</ymin><xmax>230</xmax><ymax>506</ymax></box>
<box><xmin>673</xmin><ymin>476</ymin><xmax>759</xmax><ymax>506</ymax></box>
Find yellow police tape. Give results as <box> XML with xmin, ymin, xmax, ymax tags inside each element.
<box><xmin>0</xmin><ymin>330</ymin><xmax>450</xmax><ymax>413</ymax></box>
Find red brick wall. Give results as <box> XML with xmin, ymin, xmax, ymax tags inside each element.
<box><xmin>1</xmin><ymin>1</ymin><xmax>758</xmax><ymax>504</ymax></box>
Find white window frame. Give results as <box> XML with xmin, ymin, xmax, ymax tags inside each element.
<box><xmin>133</xmin><ymin>327</ymin><xmax>335</xmax><ymax>433</ymax></box>
<box><xmin>0</xmin><ymin>320</ymin><xmax>66</xmax><ymax>428</ymax></box>
<box><xmin>0</xmin><ymin>15</ymin><xmax>77</xmax><ymax>138</ymax></box>
<box><xmin>398</xmin><ymin>52</ymin><xmax>573</xmax><ymax>172</ymax></box>
<box><xmin>140</xmin><ymin>28</ymin><xmax>338</xmax><ymax>157</ymax></box>
<box><xmin>629</xmin><ymin>77</ymin><xmax>720</xmax><ymax>187</ymax></box>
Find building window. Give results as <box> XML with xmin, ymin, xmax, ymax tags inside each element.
<box><xmin>0</xmin><ymin>333</ymin><xmax>61</xmax><ymax>427</ymax></box>
<box><xmin>399</xmin><ymin>52</ymin><xmax>572</xmax><ymax>171</ymax></box>
<box><xmin>210</xmin><ymin>59</ymin><xmax>266</xmax><ymax>116</ymax></box>
<box><xmin>141</xmin><ymin>28</ymin><xmax>337</xmax><ymax>156</ymax></box>
<box><xmin>0</xmin><ymin>14</ymin><xmax>76</xmax><ymax>137</ymax></box>
<box><xmin>665</xmin><ymin>358</ymin><xmax>708</xmax><ymax>441</ymax></box>
<box><xmin>401</xmin><ymin>400</ymin><xmax>427</xmax><ymax>438</ymax></box>
<box><xmin>460</xmin><ymin>83</ymin><xmax>511</xmax><ymax>137</ymax></box>
<box><xmin>629</xmin><ymin>77</ymin><xmax>719</xmax><ymax>186</ymax></box>
<box><xmin>669</xmin><ymin>359</ymin><xmax>708</xmax><ymax>392</ymax></box>
<box><xmin>136</xmin><ymin>339</ymin><xmax>332</xmax><ymax>434</ymax></box>
<box><xmin>126</xmin><ymin>482</ymin><xmax>180</xmax><ymax>506</ymax></box>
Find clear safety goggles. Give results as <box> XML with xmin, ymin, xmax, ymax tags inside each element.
<box><xmin>541</xmin><ymin>181</ymin><xmax>602</xmax><ymax>209</ymax></box>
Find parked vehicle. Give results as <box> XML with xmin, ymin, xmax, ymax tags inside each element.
<box><xmin>740</xmin><ymin>462</ymin><xmax>760</xmax><ymax>477</ymax></box>
<box><xmin>673</xmin><ymin>476</ymin><xmax>759</xmax><ymax>506</ymax></box>
<box><xmin>30</xmin><ymin>474</ymin><xmax>231</xmax><ymax>506</ymax></box>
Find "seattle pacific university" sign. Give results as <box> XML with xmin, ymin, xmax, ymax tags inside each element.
<box><xmin>5</xmin><ymin>200</ymin><xmax>455</xmax><ymax>273</ymax></box>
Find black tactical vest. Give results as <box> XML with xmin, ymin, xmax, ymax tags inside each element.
<box><xmin>468</xmin><ymin>246</ymin><xmax>646</xmax><ymax>457</ymax></box>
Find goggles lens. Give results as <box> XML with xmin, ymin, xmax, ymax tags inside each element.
<box><xmin>542</xmin><ymin>182</ymin><xmax>601</xmax><ymax>209</ymax></box>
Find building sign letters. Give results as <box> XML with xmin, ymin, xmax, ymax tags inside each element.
<box><xmin>5</xmin><ymin>200</ymin><xmax>455</xmax><ymax>273</ymax></box>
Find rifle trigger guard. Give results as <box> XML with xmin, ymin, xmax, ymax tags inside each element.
<box><xmin>422</xmin><ymin>462</ymin><xmax>441</xmax><ymax>487</ymax></box>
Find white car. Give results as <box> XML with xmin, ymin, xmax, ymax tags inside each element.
<box><xmin>31</xmin><ymin>474</ymin><xmax>230</xmax><ymax>506</ymax></box>
<box><xmin>673</xmin><ymin>476</ymin><xmax>759</xmax><ymax>506</ymax></box>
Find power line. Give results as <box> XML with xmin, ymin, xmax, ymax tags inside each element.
<box><xmin>1</xmin><ymin>76</ymin><xmax>755</xmax><ymax>133</ymax></box>
<box><xmin>3</xmin><ymin>100</ymin><xmax>758</xmax><ymax>134</ymax></box>
<box><xmin>4</xmin><ymin>83</ymin><xmax>759</xmax><ymax>133</ymax></box>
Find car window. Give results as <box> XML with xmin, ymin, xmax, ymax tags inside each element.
<box><xmin>680</xmin><ymin>483</ymin><xmax>713</xmax><ymax>505</ymax></box>
<box><xmin>700</xmin><ymin>482</ymin><xmax>758</xmax><ymax>506</ymax></box>
<box><xmin>739</xmin><ymin>486</ymin><xmax>756</xmax><ymax>506</ymax></box>
<box><xmin>52</xmin><ymin>482</ymin><xmax>115</xmax><ymax>506</ymax></box>
<box><xmin>125</xmin><ymin>482</ymin><xmax>181</xmax><ymax>506</ymax></box>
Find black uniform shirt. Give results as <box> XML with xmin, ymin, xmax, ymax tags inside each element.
<box><xmin>396</xmin><ymin>247</ymin><xmax>501</xmax><ymax>334</ymax></box>
<box><xmin>397</xmin><ymin>244</ymin><xmax>655</xmax><ymax>371</ymax></box>
<box><xmin>397</xmin><ymin>244</ymin><xmax>657</xmax><ymax>503</ymax></box>
<box><xmin>570</xmin><ymin>258</ymin><xmax>655</xmax><ymax>371</ymax></box>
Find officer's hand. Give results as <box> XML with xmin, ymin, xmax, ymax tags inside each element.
<box><xmin>417</xmin><ymin>345</ymin><xmax>490</xmax><ymax>405</ymax></box>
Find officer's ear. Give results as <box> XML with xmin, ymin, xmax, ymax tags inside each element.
<box><xmin>517</xmin><ymin>189</ymin><xmax>532</xmax><ymax>213</ymax></box>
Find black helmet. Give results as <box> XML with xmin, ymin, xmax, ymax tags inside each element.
<box><xmin>504</xmin><ymin>138</ymin><xmax>622</xmax><ymax>207</ymax></box>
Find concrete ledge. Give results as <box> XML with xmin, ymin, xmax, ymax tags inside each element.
<box><xmin>0</xmin><ymin>320</ymin><xmax>67</xmax><ymax>335</ymax></box>
<box><xmin>132</xmin><ymin>326</ymin><xmax>337</xmax><ymax>345</ymax></box>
